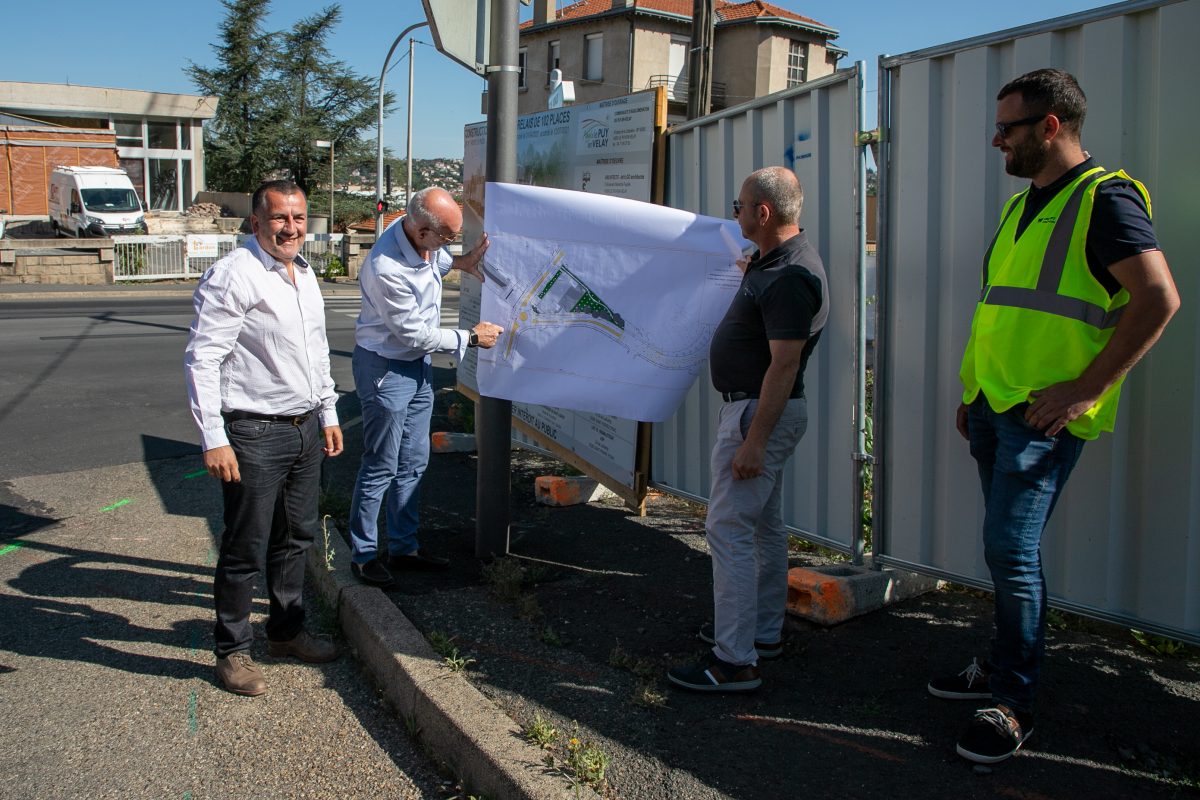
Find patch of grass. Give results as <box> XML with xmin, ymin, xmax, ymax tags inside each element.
<box><xmin>565</xmin><ymin>726</ymin><xmax>610</xmax><ymax>789</ymax></box>
<box><xmin>443</xmin><ymin>648</ymin><xmax>476</xmax><ymax>673</ymax></box>
<box><xmin>1131</xmin><ymin>629</ymin><xmax>1189</xmax><ymax>658</ymax></box>
<box><xmin>320</xmin><ymin>514</ymin><xmax>335</xmax><ymax>572</ymax></box>
<box><xmin>481</xmin><ymin>557</ymin><xmax>527</xmax><ymax>604</ymax></box>
<box><xmin>539</xmin><ymin>625</ymin><xmax>563</xmax><ymax>647</ymax></box>
<box><xmin>608</xmin><ymin>642</ymin><xmax>660</xmax><ymax>682</ymax></box>
<box><xmin>524</xmin><ymin>713</ymin><xmax>558</xmax><ymax>749</ymax></box>
<box><xmin>786</xmin><ymin>533</ymin><xmax>850</xmax><ymax>562</ymax></box>
<box><xmin>427</xmin><ymin>630</ymin><xmax>456</xmax><ymax>658</ymax></box>
<box><xmin>632</xmin><ymin>682</ymin><xmax>667</xmax><ymax>709</ymax></box>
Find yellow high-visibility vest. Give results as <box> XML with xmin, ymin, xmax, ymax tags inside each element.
<box><xmin>960</xmin><ymin>167</ymin><xmax>1150</xmax><ymax>440</ymax></box>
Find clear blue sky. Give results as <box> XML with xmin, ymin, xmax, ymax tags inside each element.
<box><xmin>0</xmin><ymin>0</ymin><xmax>1113</xmax><ymax>159</ymax></box>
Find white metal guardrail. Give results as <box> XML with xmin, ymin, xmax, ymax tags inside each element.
<box><xmin>112</xmin><ymin>233</ymin><xmax>344</xmax><ymax>281</ymax></box>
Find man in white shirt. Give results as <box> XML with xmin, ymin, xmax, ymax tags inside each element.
<box><xmin>348</xmin><ymin>187</ymin><xmax>502</xmax><ymax>586</ymax></box>
<box><xmin>184</xmin><ymin>180</ymin><xmax>343</xmax><ymax>696</ymax></box>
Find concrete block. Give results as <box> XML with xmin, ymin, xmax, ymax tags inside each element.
<box><xmin>786</xmin><ymin>562</ymin><xmax>939</xmax><ymax>626</ymax></box>
<box><xmin>430</xmin><ymin>431</ymin><xmax>476</xmax><ymax>453</ymax></box>
<box><xmin>534</xmin><ymin>475</ymin><xmax>616</xmax><ymax>506</ymax></box>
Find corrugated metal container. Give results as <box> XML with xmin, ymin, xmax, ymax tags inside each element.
<box><xmin>876</xmin><ymin>0</ymin><xmax>1200</xmax><ymax>641</ymax></box>
<box><xmin>657</xmin><ymin>68</ymin><xmax>863</xmax><ymax>552</ymax></box>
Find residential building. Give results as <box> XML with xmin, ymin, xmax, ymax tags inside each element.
<box><xmin>0</xmin><ymin>82</ymin><xmax>217</xmax><ymax>214</ymax></box>
<box><xmin>518</xmin><ymin>0</ymin><xmax>843</xmax><ymax>118</ymax></box>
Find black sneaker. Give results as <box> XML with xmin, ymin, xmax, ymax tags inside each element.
<box><xmin>351</xmin><ymin>559</ymin><xmax>396</xmax><ymax>587</ymax></box>
<box><xmin>667</xmin><ymin>653</ymin><xmax>762</xmax><ymax>692</ymax></box>
<box><xmin>697</xmin><ymin>622</ymin><xmax>783</xmax><ymax>660</ymax></box>
<box><xmin>956</xmin><ymin>704</ymin><xmax>1033</xmax><ymax>764</ymax></box>
<box><xmin>928</xmin><ymin>657</ymin><xmax>991</xmax><ymax>699</ymax></box>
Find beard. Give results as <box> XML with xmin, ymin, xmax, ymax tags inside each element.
<box><xmin>1004</xmin><ymin>134</ymin><xmax>1050</xmax><ymax>179</ymax></box>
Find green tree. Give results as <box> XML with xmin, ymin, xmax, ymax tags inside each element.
<box><xmin>186</xmin><ymin>0</ymin><xmax>278</xmax><ymax>192</ymax></box>
<box><xmin>188</xmin><ymin>0</ymin><xmax>391</xmax><ymax>195</ymax></box>
<box><xmin>272</xmin><ymin>4</ymin><xmax>388</xmax><ymax>196</ymax></box>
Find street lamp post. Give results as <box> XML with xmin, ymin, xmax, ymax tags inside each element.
<box><xmin>314</xmin><ymin>139</ymin><xmax>334</xmax><ymax>268</ymax></box>
<box><xmin>376</xmin><ymin>22</ymin><xmax>430</xmax><ymax>238</ymax></box>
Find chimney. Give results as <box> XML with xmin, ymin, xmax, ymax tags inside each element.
<box><xmin>534</xmin><ymin>0</ymin><xmax>555</xmax><ymax>25</ymax></box>
<box><xmin>612</xmin><ymin>0</ymin><xmax>635</xmax><ymax>7</ymax></box>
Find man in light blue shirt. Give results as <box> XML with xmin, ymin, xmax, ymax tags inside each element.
<box><xmin>349</xmin><ymin>187</ymin><xmax>503</xmax><ymax>586</ymax></box>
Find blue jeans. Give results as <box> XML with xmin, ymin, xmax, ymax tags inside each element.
<box><xmin>349</xmin><ymin>346</ymin><xmax>433</xmax><ymax>563</ymax></box>
<box><xmin>967</xmin><ymin>398</ymin><xmax>1085</xmax><ymax>714</ymax></box>
<box><xmin>214</xmin><ymin>413</ymin><xmax>323</xmax><ymax>658</ymax></box>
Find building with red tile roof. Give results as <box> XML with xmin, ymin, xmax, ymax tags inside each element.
<box><xmin>518</xmin><ymin>0</ymin><xmax>842</xmax><ymax>117</ymax></box>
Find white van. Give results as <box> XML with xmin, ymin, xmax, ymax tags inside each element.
<box><xmin>48</xmin><ymin>166</ymin><xmax>146</xmax><ymax>237</ymax></box>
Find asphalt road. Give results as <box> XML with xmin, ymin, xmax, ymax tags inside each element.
<box><xmin>0</xmin><ymin>294</ymin><xmax>363</xmax><ymax>479</ymax></box>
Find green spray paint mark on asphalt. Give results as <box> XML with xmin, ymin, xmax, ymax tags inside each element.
<box><xmin>0</xmin><ymin>543</ymin><xmax>23</xmax><ymax>558</ymax></box>
<box><xmin>188</xmin><ymin>690</ymin><xmax>198</xmax><ymax>735</ymax></box>
<box><xmin>183</xmin><ymin>793</ymin><xmax>193</xmax><ymax>800</ymax></box>
<box><xmin>188</xmin><ymin>626</ymin><xmax>201</xmax><ymax>659</ymax></box>
<box><xmin>184</xmin><ymin>469</ymin><xmax>208</xmax><ymax>479</ymax></box>
<box><xmin>204</xmin><ymin>547</ymin><xmax>217</xmax><ymax>567</ymax></box>
<box><xmin>100</xmin><ymin>499</ymin><xmax>132</xmax><ymax>512</ymax></box>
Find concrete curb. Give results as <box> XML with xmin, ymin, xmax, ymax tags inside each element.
<box><xmin>307</xmin><ymin>526</ymin><xmax>598</xmax><ymax>800</ymax></box>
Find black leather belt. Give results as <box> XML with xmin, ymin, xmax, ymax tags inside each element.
<box><xmin>720</xmin><ymin>391</ymin><xmax>803</xmax><ymax>402</ymax></box>
<box><xmin>223</xmin><ymin>409</ymin><xmax>316</xmax><ymax>427</ymax></box>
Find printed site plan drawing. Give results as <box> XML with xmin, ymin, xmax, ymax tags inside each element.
<box><xmin>477</xmin><ymin>182</ymin><xmax>748</xmax><ymax>422</ymax></box>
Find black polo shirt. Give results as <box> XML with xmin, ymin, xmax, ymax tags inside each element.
<box><xmin>709</xmin><ymin>231</ymin><xmax>828</xmax><ymax>397</ymax></box>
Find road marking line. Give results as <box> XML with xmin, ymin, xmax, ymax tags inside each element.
<box><xmin>0</xmin><ymin>543</ymin><xmax>23</xmax><ymax>558</ymax></box>
<box><xmin>184</xmin><ymin>469</ymin><xmax>207</xmax><ymax>479</ymax></box>
<box><xmin>100</xmin><ymin>499</ymin><xmax>132</xmax><ymax>512</ymax></box>
<box><xmin>188</xmin><ymin>690</ymin><xmax>198</xmax><ymax>734</ymax></box>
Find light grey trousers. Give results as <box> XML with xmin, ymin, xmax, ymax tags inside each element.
<box><xmin>706</xmin><ymin>397</ymin><xmax>807</xmax><ymax>666</ymax></box>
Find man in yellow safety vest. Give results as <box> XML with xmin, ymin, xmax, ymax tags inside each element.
<box><xmin>928</xmin><ymin>68</ymin><xmax>1179</xmax><ymax>764</ymax></box>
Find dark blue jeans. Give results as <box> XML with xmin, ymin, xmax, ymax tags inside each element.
<box><xmin>213</xmin><ymin>413</ymin><xmax>323</xmax><ymax>658</ymax></box>
<box><xmin>348</xmin><ymin>346</ymin><xmax>433</xmax><ymax>563</ymax></box>
<box><xmin>967</xmin><ymin>398</ymin><xmax>1085</xmax><ymax>714</ymax></box>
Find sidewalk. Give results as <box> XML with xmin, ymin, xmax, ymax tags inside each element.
<box><xmin>0</xmin><ymin>456</ymin><xmax>440</xmax><ymax>799</ymax></box>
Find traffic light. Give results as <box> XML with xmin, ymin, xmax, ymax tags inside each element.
<box><xmin>376</xmin><ymin>198</ymin><xmax>388</xmax><ymax>215</ymax></box>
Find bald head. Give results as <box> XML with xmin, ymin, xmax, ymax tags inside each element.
<box><xmin>407</xmin><ymin>187</ymin><xmax>462</xmax><ymax>233</ymax></box>
<box><xmin>742</xmin><ymin>166</ymin><xmax>804</xmax><ymax>226</ymax></box>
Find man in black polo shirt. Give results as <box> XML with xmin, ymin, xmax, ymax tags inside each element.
<box><xmin>668</xmin><ymin>166</ymin><xmax>828</xmax><ymax>692</ymax></box>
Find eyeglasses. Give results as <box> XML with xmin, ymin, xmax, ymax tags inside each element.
<box><xmin>994</xmin><ymin>114</ymin><xmax>1046</xmax><ymax>138</ymax></box>
<box><xmin>424</xmin><ymin>226</ymin><xmax>459</xmax><ymax>244</ymax></box>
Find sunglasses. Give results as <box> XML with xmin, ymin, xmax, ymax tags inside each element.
<box><xmin>994</xmin><ymin>114</ymin><xmax>1046</xmax><ymax>138</ymax></box>
<box><xmin>732</xmin><ymin>199</ymin><xmax>758</xmax><ymax>215</ymax></box>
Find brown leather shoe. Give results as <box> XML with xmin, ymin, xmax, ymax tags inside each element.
<box><xmin>215</xmin><ymin>652</ymin><xmax>267</xmax><ymax>696</ymax></box>
<box><xmin>267</xmin><ymin>630</ymin><xmax>340</xmax><ymax>663</ymax></box>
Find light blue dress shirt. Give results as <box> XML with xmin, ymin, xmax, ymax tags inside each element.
<box><xmin>355</xmin><ymin>218</ymin><xmax>470</xmax><ymax>362</ymax></box>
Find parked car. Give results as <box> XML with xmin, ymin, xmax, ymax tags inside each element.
<box><xmin>49</xmin><ymin>166</ymin><xmax>146</xmax><ymax>237</ymax></box>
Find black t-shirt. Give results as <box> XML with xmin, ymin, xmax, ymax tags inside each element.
<box><xmin>1015</xmin><ymin>157</ymin><xmax>1160</xmax><ymax>296</ymax></box>
<box><xmin>709</xmin><ymin>231</ymin><xmax>828</xmax><ymax>396</ymax></box>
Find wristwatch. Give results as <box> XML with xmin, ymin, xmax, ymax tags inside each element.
<box><xmin>468</xmin><ymin>331</ymin><xmax>479</xmax><ymax>348</ymax></box>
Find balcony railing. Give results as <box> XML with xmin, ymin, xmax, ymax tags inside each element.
<box><xmin>645</xmin><ymin>75</ymin><xmax>727</xmax><ymax>109</ymax></box>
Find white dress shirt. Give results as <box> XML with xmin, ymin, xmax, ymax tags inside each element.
<box><xmin>355</xmin><ymin>218</ymin><xmax>470</xmax><ymax>361</ymax></box>
<box><xmin>184</xmin><ymin>237</ymin><xmax>339</xmax><ymax>451</ymax></box>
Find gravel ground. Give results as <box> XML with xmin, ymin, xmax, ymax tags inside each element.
<box><xmin>320</xmin><ymin>376</ymin><xmax>1200</xmax><ymax>800</ymax></box>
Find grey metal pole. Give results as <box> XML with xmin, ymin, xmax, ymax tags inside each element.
<box><xmin>377</xmin><ymin>21</ymin><xmax>429</xmax><ymax>239</ymax></box>
<box><xmin>851</xmin><ymin>60</ymin><xmax>869</xmax><ymax>568</ymax></box>
<box><xmin>476</xmin><ymin>0</ymin><xmax>518</xmax><ymax>559</ymax></box>
<box><xmin>406</xmin><ymin>38</ymin><xmax>415</xmax><ymax>207</ymax></box>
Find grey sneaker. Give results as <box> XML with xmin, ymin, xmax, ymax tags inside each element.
<box><xmin>928</xmin><ymin>657</ymin><xmax>991</xmax><ymax>700</ymax></box>
<box><xmin>216</xmin><ymin>651</ymin><xmax>267</xmax><ymax>696</ymax></box>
